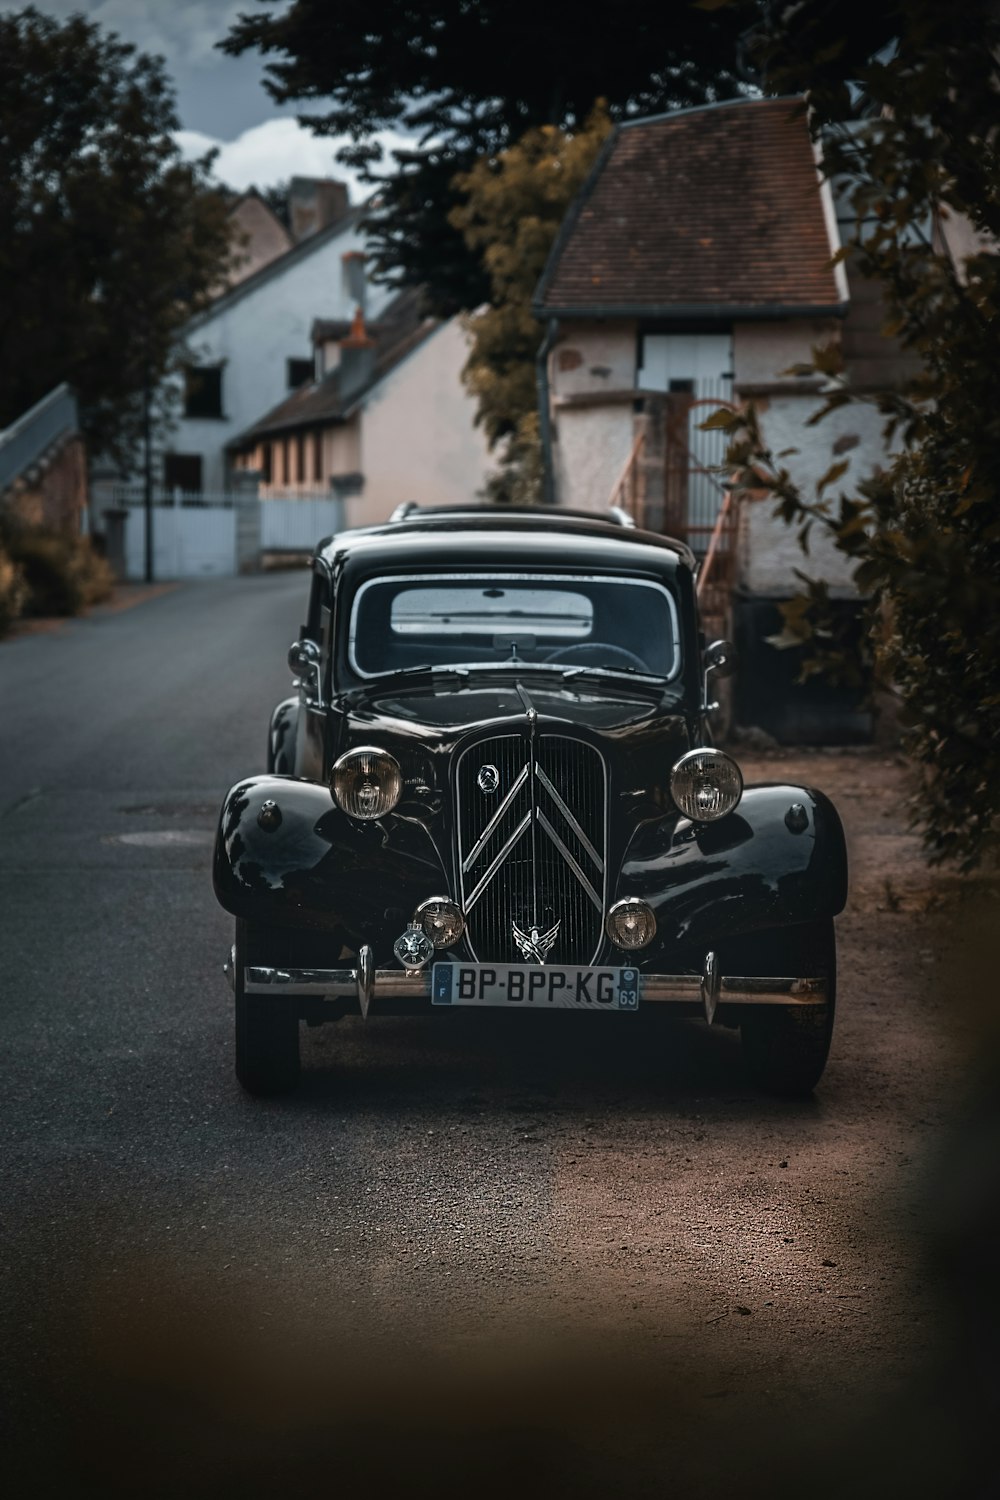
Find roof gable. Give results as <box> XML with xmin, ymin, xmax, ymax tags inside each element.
<box><xmin>187</xmin><ymin>204</ymin><xmax>360</xmax><ymax>331</ymax></box>
<box><xmin>535</xmin><ymin>97</ymin><xmax>843</xmax><ymax>319</ymax></box>
<box><xmin>228</xmin><ymin>288</ymin><xmax>438</xmax><ymax>446</ymax></box>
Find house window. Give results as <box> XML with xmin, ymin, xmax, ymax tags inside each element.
<box><xmin>261</xmin><ymin>443</ymin><xmax>272</xmax><ymax>484</ymax></box>
<box><xmin>296</xmin><ymin>431</ymin><xmax>306</xmax><ymax>484</ymax></box>
<box><xmin>313</xmin><ymin>431</ymin><xmax>323</xmax><ymax>483</ymax></box>
<box><xmin>163</xmin><ymin>453</ymin><xmax>203</xmax><ymax>492</ymax></box>
<box><xmin>287</xmin><ymin>358</ymin><xmax>314</xmax><ymax>389</ymax></box>
<box><xmin>331</xmin><ymin>471</ymin><xmax>364</xmax><ymax>499</ymax></box>
<box><xmin>183</xmin><ymin>365</ymin><xmax>223</xmax><ymax>419</ymax></box>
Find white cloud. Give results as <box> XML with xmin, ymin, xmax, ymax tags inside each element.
<box><xmin>176</xmin><ymin>118</ymin><xmax>418</xmax><ymax>197</ymax></box>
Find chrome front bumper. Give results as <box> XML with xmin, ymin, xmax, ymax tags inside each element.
<box><xmin>224</xmin><ymin>945</ymin><xmax>827</xmax><ymax>1024</ymax></box>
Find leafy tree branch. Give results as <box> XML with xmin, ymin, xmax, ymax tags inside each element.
<box><xmin>0</xmin><ymin>6</ymin><xmax>235</xmax><ymax>467</ymax></box>
<box><xmin>705</xmin><ymin>0</ymin><xmax>1000</xmax><ymax>869</ymax></box>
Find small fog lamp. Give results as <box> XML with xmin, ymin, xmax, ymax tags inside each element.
<box><xmin>415</xmin><ymin>897</ymin><xmax>466</xmax><ymax>950</ymax></box>
<box><xmin>669</xmin><ymin>748</ymin><xmax>743</xmax><ymax>823</ymax></box>
<box><xmin>331</xmin><ymin>746</ymin><xmax>402</xmax><ymax>821</ymax></box>
<box><xmin>606</xmin><ymin>898</ymin><xmax>657</xmax><ymax>950</ymax></box>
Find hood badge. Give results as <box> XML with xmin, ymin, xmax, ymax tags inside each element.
<box><xmin>512</xmin><ymin>919</ymin><xmax>560</xmax><ymax>965</ymax></box>
<box><xmin>393</xmin><ymin>922</ymin><xmax>435</xmax><ymax>970</ymax></box>
<box><xmin>477</xmin><ymin>763</ymin><xmax>500</xmax><ymax>794</ymax></box>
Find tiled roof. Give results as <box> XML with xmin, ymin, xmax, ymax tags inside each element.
<box><xmin>535</xmin><ymin>97</ymin><xmax>843</xmax><ymax>318</ymax></box>
<box><xmin>230</xmin><ymin>288</ymin><xmax>437</xmax><ymax>446</ymax></box>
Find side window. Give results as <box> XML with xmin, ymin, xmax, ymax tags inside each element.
<box><xmin>163</xmin><ymin>452</ymin><xmax>203</xmax><ymax>492</ymax></box>
<box><xmin>287</xmin><ymin>357</ymin><xmax>314</xmax><ymax>389</ymax></box>
<box><xmin>183</xmin><ymin>364</ymin><xmax>223</xmax><ymax>419</ymax></box>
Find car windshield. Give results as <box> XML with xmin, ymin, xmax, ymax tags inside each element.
<box><xmin>348</xmin><ymin>572</ymin><xmax>680</xmax><ymax>679</ymax></box>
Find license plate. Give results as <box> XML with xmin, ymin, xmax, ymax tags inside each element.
<box><xmin>431</xmin><ymin>963</ymin><xmax>640</xmax><ymax>1011</ymax></box>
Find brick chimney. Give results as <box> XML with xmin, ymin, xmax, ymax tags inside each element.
<box><xmin>289</xmin><ymin>177</ymin><xmax>349</xmax><ymax>241</ymax></box>
<box><xmin>338</xmin><ymin>308</ymin><xmax>376</xmax><ymax>400</ymax></box>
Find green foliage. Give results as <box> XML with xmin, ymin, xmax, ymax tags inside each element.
<box><xmin>1</xmin><ymin>523</ymin><xmax>114</xmax><ymax>617</ymax></box>
<box><xmin>0</xmin><ymin>7</ymin><xmax>235</xmax><ymax>466</ymax></box>
<box><xmin>0</xmin><ymin>546</ymin><xmax>27</xmax><ymax>636</ymax></box>
<box><xmin>450</xmin><ymin>107</ymin><xmax>613</xmax><ymax>500</ymax></box>
<box><xmin>715</xmin><ymin>1</ymin><xmax>1000</xmax><ymax>868</ymax></box>
<box><xmin>222</xmin><ymin>0</ymin><xmax>749</xmax><ymax>315</ymax></box>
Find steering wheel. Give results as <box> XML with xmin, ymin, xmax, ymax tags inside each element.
<box><xmin>545</xmin><ymin>642</ymin><xmax>650</xmax><ymax>671</ymax></box>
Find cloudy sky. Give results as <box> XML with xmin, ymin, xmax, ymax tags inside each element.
<box><xmin>7</xmin><ymin>0</ymin><xmax>411</xmax><ymax>195</ymax></box>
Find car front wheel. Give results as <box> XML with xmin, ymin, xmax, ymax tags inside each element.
<box><xmin>233</xmin><ymin>918</ymin><xmax>301</xmax><ymax>1096</ymax></box>
<box><xmin>730</xmin><ymin>918</ymin><xmax>837</xmax><ymax>1097</ymax></box>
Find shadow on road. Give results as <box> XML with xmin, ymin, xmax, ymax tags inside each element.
<box><xmin>289</xmin><ymin>1009</ymin><xmax>824</xmax><ymax>1123</ymax></box>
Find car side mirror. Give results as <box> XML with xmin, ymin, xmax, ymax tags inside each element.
<box><xmin>288</xmin><ymin>638</ymin><xmax>324</xmax><ymax>706</ymax></box>
<box><xmin>288</xmin><ymin>638</ymin><xmax>320</xmax><ymax>678</ymax></box>
<box><xmin>704</xmin><ymin>639</ymin><xmax>736</xmax><ymax>679</ymax></box>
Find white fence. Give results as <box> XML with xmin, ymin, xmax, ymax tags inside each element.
<box><xmin>104</xmin><ymin>485</ymin><xmax>344</xmax><ymax>579</ymax></box>
<box><xmin>121</xmin><ymin>499</ymin><xmax>238</xmax><ymax>580</ymax></box>
<box><xmin>261</xmin><ymin>496</ymin><xmax>345</xmax><ymax>552</ymax></box>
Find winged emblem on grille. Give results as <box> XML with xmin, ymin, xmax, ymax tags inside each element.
<box><xmin>512</xmin><ymin>919</ymin><xmax>561</xmax><ymax>965</ymax></box>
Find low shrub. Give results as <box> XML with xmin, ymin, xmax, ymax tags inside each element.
<box><xmin>1</xmin><ymin>526</ymin><xmax>114</xmax><ymax>617</ymax></box>
<box><xmin>0</xmin><ymin>545</ymin><xmax>27</xmax><ymax>635</ymax></box>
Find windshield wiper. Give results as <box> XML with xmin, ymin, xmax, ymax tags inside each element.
<box><xmin>354</xmin><ymin>663</ymin><xmax>471</xmax><ymax>686</ymax></box>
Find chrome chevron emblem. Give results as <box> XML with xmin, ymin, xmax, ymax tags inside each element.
<box><xmin>477</xmin><ymin>763</ymin><xmax>500</xmax><ymax>794</ymax></box>
<box><xmin>512</xmin><ymin>919</ymin><xmax>561</xmax><ymax>965</ymax></box>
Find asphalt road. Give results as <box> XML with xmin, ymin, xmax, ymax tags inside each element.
<box><xmin>0</xmin><ymin>576</ymin><xmax>989</xmax><ymax>1499</ymax></box>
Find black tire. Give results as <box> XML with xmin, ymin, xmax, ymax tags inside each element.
<box><xmin>731</xmin><ymin>918</ymin><xmax>837</xmax><ymax>1097</ymax></box>
<box><xmin>233</xmin><ymin>918</ymin><xmax>301</xmax><ymax>1096</ymax></box>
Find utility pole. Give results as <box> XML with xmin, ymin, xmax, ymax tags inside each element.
<box><xmin>142</xmin><ymin>363</ymin><xmax>154</xmax><ymax>584</ymax></box>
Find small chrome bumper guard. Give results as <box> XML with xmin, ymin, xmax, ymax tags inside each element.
<box><xmin>225</xmin><ymin>945</ymin><xmax>827</xmax><ymax>1024</ymax></box>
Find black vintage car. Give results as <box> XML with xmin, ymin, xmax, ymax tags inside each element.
<box><xmin>214</xmin><ymin>505</ymin><xmax>847</xmax><ymax>1097</ymax></box>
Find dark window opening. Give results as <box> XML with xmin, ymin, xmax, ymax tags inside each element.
<box><xmin>668</xmin><ymin>378</ymin><xmax>695</xmax><ymax>394</ymax></box>
<box><xmin>261</xmin><ymin>444</ymin><xmax>272</xmax><ymax>484</ymax></box>
<box><xmin>296</xmin><ymin>431</ymin><xmax>306</xmax><ymax>484</ymax></box>
<box><xmin>313</xmin><ymin>431</ymin><xmax>323</xmax><ymax>483</ymax></box>
<box><xmin>163</xmin><ymin>453</ymin><xmax>203</xmax><ymax>492</ymax></box>
<box><xmin>282</xmin><ymin>437</ymin><xmax>290</xmax><ymax>486</ymax></box>
<box><xmin>287</xmin><ymin>357</ymin><xmax>314</xmax><ymax>389</ymax></box>
<box><xmin>331</xmin><ymin>471</ymin><xmax>364</xmax><ymax>499</ymax></box>
<box><xmin>183</xmin><ymin>365</ymin><xmax>223</xmax><ymax>419</ymax></box>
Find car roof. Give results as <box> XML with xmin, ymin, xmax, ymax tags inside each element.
<box><xmin>315</xmin><ymin>505</ymin><xmax>697</xmax><ymax>576</ymax></box>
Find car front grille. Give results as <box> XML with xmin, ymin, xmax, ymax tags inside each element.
<box><xmin>455</xmin><ymin>733</ymin><xmax>607</xmax><ymax>965</ymax></box>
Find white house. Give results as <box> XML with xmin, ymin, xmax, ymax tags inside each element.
<box><xmin>89</xmin><ymin>179</ymin><xmax>394</xmax><ymax>519</ymax></box>
<box><xmin>228</xmin><ymin>289</ymin><xmax>493</xmax><ymax>526</ymax></box>
<box><xmin>91</xmin><ymin>174</ymin><xmax>492</xmax><ymax>545</ymax></box>
<box><xmin>165</xmin><ymin>195</ymin><xmax>396</xmax><ymax>496</ymax></box>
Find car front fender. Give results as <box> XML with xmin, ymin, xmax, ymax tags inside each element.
<box><xmin>617</xmin><ymin>783</ymin><xmax>848</xmax><ymax>957</ymax></box>
<box><xmin>212</xmin><ymin>775</ymin><xmax>447</xmax><ymax>941</ymax></box>
<box><xmin>267</xmin><ymin>696</ymin><xmax>298</xmax><ymax>774</ymax></box>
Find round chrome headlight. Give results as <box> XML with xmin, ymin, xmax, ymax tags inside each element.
<box><xmin>331</xmin><ymin>745</ymin><xmax>402</xmax><ymax>820</ymax></box>
<box><xmin>606</xmin><ymin>898</ymin><xmax>656</xmax><ymax>950</ymax></box>
<box><xmin>415</xmin><ymin>897</ymin><xmax>466</xmax><ymax>950</ymax></box>
<box><xmin>670</xmin><ymin>748</ymin><xmax>743</xmax><ymax>822</ymax></box>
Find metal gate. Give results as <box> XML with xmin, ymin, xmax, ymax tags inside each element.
<box><xmin>112</xmin><ymin>488</ymin><xmax>238</xmax><ymax>580</ymax></box>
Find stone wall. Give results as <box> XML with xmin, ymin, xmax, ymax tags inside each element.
<box><xmin>5</xmin><ymin>435</ymin><xmax>87</xmax><ymax>533</ymax></box>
